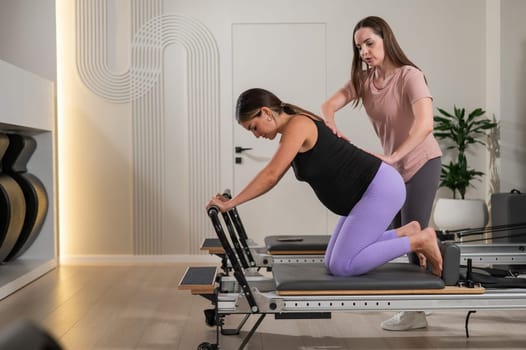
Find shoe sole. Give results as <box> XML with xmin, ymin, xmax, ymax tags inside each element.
<box><xmin>381</xmin><ymin>323</ymin><xmax>428</xmax><ymax>331</ymax></box>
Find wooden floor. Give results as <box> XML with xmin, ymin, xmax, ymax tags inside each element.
<box><xmin>0</xmin><ymin>263</ymin><xmax>525</xmax><ymax>350</ymax></box>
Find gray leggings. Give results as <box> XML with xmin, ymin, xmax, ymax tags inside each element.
<box><xmin>390</xmin><ymin>157</ymin><xmax>441</xmax><ymax>265</ymax></box>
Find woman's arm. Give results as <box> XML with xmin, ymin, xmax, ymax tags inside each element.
<box><xmin>379</xmin><ymin>97</ymin><xmax>434</xmax><ymax>165</ymax></box>
<box><xmin>321</xmin><ymin>83</ymin><xmax>354</xmax><ymax>140</ymax></box>
<box><xmin>208</xmin><ymin>117</ymin><xmax>314</xmax><ymax>212</ymax></box>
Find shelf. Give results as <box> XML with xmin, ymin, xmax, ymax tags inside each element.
<box><xmin>0</xmin><ymin>59</ymin><xmax>56</xmax><ymax>300</ymax></box>
<box><xmin>0</xmin><ymin>259</ymin><xmax>57</xmax><ymax>299</ymax></box>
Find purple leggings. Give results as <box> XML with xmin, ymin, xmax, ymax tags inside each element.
<box><xmin>324</xmin><ymin>162</ymin><xmax>409</xmax><ymax>276</ymax></box>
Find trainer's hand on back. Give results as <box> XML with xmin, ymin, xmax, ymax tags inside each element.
<box><xmin>322</xmin><ymin>116</ymin><xmax>350</xmax><ymax>142</ymax></box>
<box><xmin>370</xmin><ymin>152</ymin><xmax>395</xmax><ymax>166</ymax></box>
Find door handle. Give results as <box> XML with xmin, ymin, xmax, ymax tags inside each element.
<box><xmin>235</xmin><ymin>146</ymin><xmax>253</xmax><ymax>153</ymax></box>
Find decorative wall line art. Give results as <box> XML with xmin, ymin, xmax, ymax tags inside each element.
<box><xmin>75</xmin><ymin>0</ymin><xmax>220</xmax><ymax>253</ymax></box>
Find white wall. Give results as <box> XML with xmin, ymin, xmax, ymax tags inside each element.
<box><xmin>0</xmin><ymin>0</ymin><xmax>56</xmax><ymax>82</ymax></box>
<box><xmin>500</xmin><ymin>0</ymin><xmax>526</xmax><ymax>193</ymax></box>
<box><xmin>1</xmin><ymin>0</ymin><xmax>524</xmax><ymax>258</ymax></box>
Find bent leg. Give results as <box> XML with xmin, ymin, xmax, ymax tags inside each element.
<box><xmin>326</xmin><ymin>163</ymin><xmax>408</xmax><ymax>276</ymax></box>
<box><xmin>325</xmin><ymin>218</ymin><xmax>398</xmax><ymax>270</ymax></box>
<box><xmin>324</xmin><ymin>217</ymin><xmax>345</xmax><ymax>270</ymax></box>
<box><xmin>402</xmin><ymin>157</ymin><xmax>441</xmax><ymax>265</ymax></box>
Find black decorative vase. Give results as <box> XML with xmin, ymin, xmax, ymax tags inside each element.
<box><xmin>0</xmin><ymin>133</ymin><xmax>26</xmax><ymax>262</ymax></box>
<box><xmin>2</xmin><ymin>133</ymin><xmax>48</xmax><ymax>262</ymax></box>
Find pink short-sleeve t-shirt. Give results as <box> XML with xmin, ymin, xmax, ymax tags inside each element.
<box><xmin>342</xmin><ymin>65</ymin><xmax>442</xmax><ymax>182</ymax></box>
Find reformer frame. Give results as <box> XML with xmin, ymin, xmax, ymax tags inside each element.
<box><xmin>179</xmin><ymin>206</ymin><xmax>526</xmax><ymax>350</ymax></box>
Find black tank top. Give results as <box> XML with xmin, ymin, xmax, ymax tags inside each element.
<box><xmin>291</xmin><ymin>116</ymin><xmax>381</xmax><ymax>216</ymax></box>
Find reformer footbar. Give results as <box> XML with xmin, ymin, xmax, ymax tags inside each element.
<box><xmin>179</xmin><ymin>206</ymin><xmax>526</xmax><ymax>350</ymax></box>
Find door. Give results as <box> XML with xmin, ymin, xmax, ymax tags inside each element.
<box><xmin>232</xmin><ymin>23</ymin><xmax>333</xmax><ymax>244</ymax></box>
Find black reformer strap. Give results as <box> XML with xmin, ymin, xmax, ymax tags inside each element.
<box><xmin>207</xmin><ymin>206</ymin><xmax>259</xmax><ymax>313</ymax></box>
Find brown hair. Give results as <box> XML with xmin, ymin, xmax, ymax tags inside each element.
<box><xmin>235</xmin><ymin>88</ymin><xmax>319</xmax><ymax>123</ymax></box>
<box><xmin>350</xmin><ymin>16</ymin><xmax>423</xmax><ymax>107</ymax></box>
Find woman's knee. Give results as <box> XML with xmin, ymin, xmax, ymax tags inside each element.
<box><xmin>327</xmin><ymin>258</ymin><xmax>362</xmax><ymax>277</ymax></box>
<box><xmin>327</xmin><ymin>258</ymin><xmax>346</xmax><ymax>276</ymax></box>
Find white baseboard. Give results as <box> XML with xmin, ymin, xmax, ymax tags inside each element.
<box><xmin>59</xmin><ymin>254</ymin><xmax>221</xmax><ymax>265</ymax></box>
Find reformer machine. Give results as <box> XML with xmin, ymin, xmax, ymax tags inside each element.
<box><xmin>179</xmin><ymin>206</ymin><xmax>526</xmax><ymax>350</ymax></box>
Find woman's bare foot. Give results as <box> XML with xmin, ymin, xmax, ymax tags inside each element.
<box><xmin>417</xmin><ymin>252</ymin><xmax>427</xmax><ymax>267</ymax></box>
<box><xmin>409</xmin><ymin>228</ymin><xmax>443</xmax><ymax>277</ymax></box>
<box><xmin>396</xmin><ymin>221</ymin><xmax>421</xmax><ymax>237</ymax></box>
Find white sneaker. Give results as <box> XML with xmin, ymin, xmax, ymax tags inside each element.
<box><xmin>380</xmin><ymin>311</ymin><xmax>428</xmax><ymax>331</ymax></box>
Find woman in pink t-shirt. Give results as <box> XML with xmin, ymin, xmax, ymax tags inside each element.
<box><xmin>321</xmin><ymin>16</ymin><xmax>442</xmax><ymax>332</ymax></box>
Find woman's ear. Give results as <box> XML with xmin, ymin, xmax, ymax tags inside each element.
<box><xmin>260</xmin><ymin>106</ymin><xmax>273</xmax><ymax>121</ymax></box>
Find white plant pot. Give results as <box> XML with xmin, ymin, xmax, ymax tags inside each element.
<box><xmin>433</xmin><ymin>198</ymin><xmax>489</xmax><ymax>231</ymax></box>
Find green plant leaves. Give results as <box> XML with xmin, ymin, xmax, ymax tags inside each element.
<box><xmin>433</xmin><ymin>106</ymin><xmax>498</xmax><ymax>199</ymax></box>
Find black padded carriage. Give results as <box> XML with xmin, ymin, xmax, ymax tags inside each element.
<box><xmin>273</xmin><ymin>262</ymin><xmax>445</xmax><ymax>295</ymax></box>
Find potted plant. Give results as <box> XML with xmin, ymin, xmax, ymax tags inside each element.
<box><xmin>432</xmin><ymin>106</ymin><xmax>498</xmax><ymax>230</ymax></box>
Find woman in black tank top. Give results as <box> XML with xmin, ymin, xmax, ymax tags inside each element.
<box><xmin>207</xmin><ymin>88</ymin><xmax>443</xmax><ymax>278</ymax></box>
